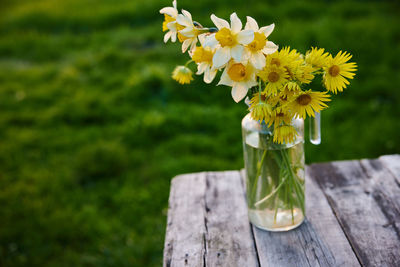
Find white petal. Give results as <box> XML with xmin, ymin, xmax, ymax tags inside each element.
<box><xmin>163</xmin><ymin>31</ymin><xmax>172</xmax><ymax>43</ymax></box>
<box><xmin>231</xmin><ymin>45</ymin><xmax>244</xmax><ymax>62</ymax></box>
<box><xmin>198</xmin><ymin>34</ymin><xmax>206</xmax><ymax>46</ymax></box>
<box><xmin>181</xmin><ymin>10</ymin><xmax>192</xmax><ymax>21</ymax></box>
<box><xmin>211</xmin><ymin>14</ymin><xmax>230</xmax><ymax>29</ymax></box>
<box><xmin>231</xmin><ymin>83</ymin><xmax>249</xmax><ymax>103</ymax></box>
<box><xmin>250</xmin><ymin>51</ymin><xmax>266</xmax><ymax>69</ymax></box>
<box><xmin>244</xmin><ymin>96</ymin><xmax>251</xmax><ymax>107</ymax></box>
<box><xmin>245</xmin><ymin>79</ymin><xmax>258</xmax><ymax>89</ymax></box>
<box><xmin>204</xmin><ymin>34</ymin><xmax>218</xmax><ymax>48</ymax></box>
<box><xmin>170</xmin><ymin>32</ymin><xmax>177</xmax><ymax>42</ymax></box>
<box><xmin>213</xmin><ymin>47</ymin><xmax>231</xmax><ymax>68</ymax></box>
<box><xmin>218</xmin><ymin>68</ymin><xmax>233</xmax><ymax>86</ymax></box>
<box><xmin>236</xmin><ymin>30</ymin><xmax>254</xmax><ymax>45</ymax></box>
<box><xmin>197</xmin><ymin>62</ymin><xmax>207</xmax><ymax>74</ymax></box>
<box><xmin>159</xmin><ymin>7</ymin><xmax>178</xmax><ymax>17</ymax></box>
<box><xmin>242</xmin><ymin>48</ymin><xmax>252</xmax><ymax>62</ymax></box>
<box><xmin>173</xmin><ymin>0</ymin><xmax>177</xmax><ymax>9</ymax></box>
<box><xmin>167</xmin><ymin>21</ymin><xmax>177</xmax><ymax>31</ymax></box>
<box><xmin>262</xmin><ymin>41</ymin><xmax>278</xmax><ymax>54</ymax></box>
<box><xmin>180</xmin><ymin>27</ymin><xmax>195</xmax><ymax>37</ymax></box>
<box><xmin>189</xmin><ymin>39</ymin><xmax>197</xmax><ymax>52</ymax></box>
<box><xmin>182</xmin><ymin>39</ymin><xmax>192</xmax><ymax>53</ymax></box>
<box><xmin>176</xmin><ymin>14</ymin><xmax>192</xmax><ymax>27</ymax></box>
<box><xmin>204</xmin><ymin>67</ymin><xmax>217</xmax><ymax>83</ymax></box>
<box><xmin>259</xmin><ymin>23</ymin><xmax>275</xmax><ymax>38</ymax></box>
<box><xmin>245</xmin><ymin>16</ymin><xmax>259</xmax><ymax>31</ymax></box>
<box><xmin>230</xmin><ymin>13</ymin><xmax>242</xmax><ymax>33</ymax></box>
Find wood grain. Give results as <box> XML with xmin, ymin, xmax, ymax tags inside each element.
<box><xmin>248</xmin><ymin>168</ymin><xmax>360</xmax><ymax>267</ymax></box>
<box><xmin>380</xmin><ymin>154</ymin><xmax>400</xmax><ymax>184</ymax></box>
<box><xmin>203</xmin><ymin>171</ymin><xmax>259</xmax><ymax>267</ymax></box>
<box><xmin>359</xmin><ymin>158</ymin><xmax>400</xmax><ymax>238</ymax></box>
<box><xmin>163</xmin><ymin>171</ymin><xmax>259</xmax><ymax>267</ymax></box>
<box><xmin>309</xmin><ymin>160</ymin><xmax>400</xmax><ymax>267</ymax></box>
<box><xmin>163</xmin><ymin>172</ymin><xmax>207</xmax><ymax>267</ymax></box>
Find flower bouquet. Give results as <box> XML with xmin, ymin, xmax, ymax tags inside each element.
<box><xmin>160</xmin><ymin>1</ymin><xmax>357</xmax><ymax>231</ymax></box>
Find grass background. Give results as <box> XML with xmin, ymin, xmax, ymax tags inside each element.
<box><xmin>0</xmin><ymin>0</ymin><xmax>399</xmax><ymax>266</ymax></box>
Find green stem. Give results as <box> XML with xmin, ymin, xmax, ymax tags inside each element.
<box><xmin>184</xmin><ymin>60</ymin><xmax>193</xmax><ymax>67</ymax></box>
<box><xmin>280</xmin><ymin>148</ymin><xmax>305</xmax><ymax>217</ymax></box>
<box><xmin>254</xmin><ymin>175</ymin><xmax>287</xmax><ymax>206</ymax></box>
<box><xmin>250</xmin><ymin>149</ymin><xmax>267</xmax><ymax>205</ymax></box>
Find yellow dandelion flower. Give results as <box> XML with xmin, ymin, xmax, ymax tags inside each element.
<box><xmin>279</xmin><ymin>86</ymin><xmax>297</xmax><ymax>101</ymax></box>
<box><xmin>249</xmin><ymin>93</ymin><xmax>272</xmax><ymax>123</ymax></box>
<box><xmin>285</xmin><ymin>81</ymin><xmax>301</xmax><ymax>91</ymax></box>
<box><xmin>268</xmin><ymin>47</ymin><xmax>303</xmax><ymax>80</ymax></box>
<box><xmin>266</xmin><ymin>47</ymin><xmax>301</xmax><ymax>69</ymax></box>
<box><xmin>258</xmin><ymin>65</ymin><xmax>289</xmax><ymax>95</ymax></box>
<box><xmin>249</xmin><ymin>93</ymin><xmax>272</xmax><ymax>122</ymax></box>
<box><xmin>305</xmin><ymin>47</ymin><xmax>330</xmax><ymax>69</ymax></box>
<box><xmin>249</xmin><ymin>91</ymin><xmax>267</xmax><ymax>105</ymax></box>
<box><xmin>268</xmin><ymin>107</ymin><xmax>292</xmax><ymax>127</ymax></box>
<box><xmin>273</xmin><ymin>125</ymin><xmax>297</xmax><ymax>144</ymax></box>
<box><xmin>172</xmin><ymin>65</ymin><xmax>193</xmax><ymax>84</ymax></box>
<box><xmin>249</xmin><ymin>92</ymin><xmax>276</xmax><ymax>124</ymax></box>
<box><xmin>267</xmin><ymin>86</ymin><xmax>294</xmax><ymax>107</ymax></box>
<box><xmin>295</xmin><ymin>64</ymin><xmax>315</xmax><ymax>84</ymax></box>
<box><xmin>323</xmin><ymin>51</ymin><xmax>357</xmax><ymax>94</ymax></box>
<box><xmin>288</xmin><ymin>90</ymin><xmax>331</xmax><ymax>119</ymax></box>
<box><xmin>251</xmin><ymin>103</ymin><xmax>272</xmax><ymax>123</ymax></box>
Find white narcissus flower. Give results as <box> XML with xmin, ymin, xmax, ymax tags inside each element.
<box><xmin>244</xmin><ymin>16</ymin><xmax>278</xmax><ymax>69</ymax></box>
<box><xmin>159</xmin><ymin>0</ymin><xmax>179</xmax><ymax>43</ymax></box>
<box><xmin>191</xmin><ymin>35</ymin><xmax>218</xmax><ymax>83</ymax></box>
<box><xmin>218</xmin><ymin>60</ymin><xmax>258</xmax><ymax>103</ymax></box>
<box><xmin>204</xmin><ymin>13</ymin><xmax>254</xmax><ymax>69</ymax></box>
<box><xmin>176</xmin><ymin>10</ymin><xmax>201</xmax><ymax>53</ymax></box>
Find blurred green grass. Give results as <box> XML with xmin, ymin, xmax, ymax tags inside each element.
<box><xmin>0</xmin><ymin>0</ymin><xmax>399</xmax><ymax>266</ymax></box>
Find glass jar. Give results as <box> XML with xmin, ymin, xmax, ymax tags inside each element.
<box><xmin>242</xmin><ymin>113</ymin><xmax>305</xmax><ymax>231</ymax></box>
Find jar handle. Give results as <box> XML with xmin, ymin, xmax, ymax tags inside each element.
<box><xmin>309</xmin><ymin>112</ymin><xmax>321</xmax><ymax>145</ymax></box>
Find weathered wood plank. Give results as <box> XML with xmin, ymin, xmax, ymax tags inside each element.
<box><xmin>309</xmin><ymin>160</ymin><xmax>400</xmax><ymax>267</ymax></box>
<box><xmin>163</xmin><ymin>172</ymin><xmax>207</xmax><ymax>267</ymax></box>
<box><xmin>379</xmin><ymin>154</ymin><xmax>400</xmax><ymax>184</ymax></box>
<box><xmin>164</xmin><ymin>171</ymin><xmax>259</xmax><ymax>267</ymax></box>
<box><xmin>247</xmin><ymin>168</ymin><xmax>360</xmax><ymax>267</ymax></box>
<box><xmin>204</xmin><ymin>171</ymin><xmax>259</xmax><ymax>266</ymax></box>
<box><xmin>360</xmin><ymin>158</ymin><xmax>400</xmax><ymax>237</ymax></box>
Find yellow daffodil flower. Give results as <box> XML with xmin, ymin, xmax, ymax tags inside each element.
<box><xmin>159</xmin><ymin>0</ymin><xmax>179</xmax><ymax>43</ymax></box>
<box><xmin>176</xmin><ymin>10</ymin><xmax>201</xmax><ymax>53</ymax></box>
<box><xmin>218</xmin><ymin>60</ymin><xmax>258</xmax><ymax>102</ymax></box>
<box><xmin>204</xmin><ymin>13</ymin><xmax>254</xmax><ymax>68</ymax></box>
<box><xmin>244</xmin><ymin>16</ymin><xmax>278</xmax><ymax>69</ymax></box>
<box><xmin>191</xmin><ymin>36</ymin><xmax>217</xmax><ymax>83</ymax></box>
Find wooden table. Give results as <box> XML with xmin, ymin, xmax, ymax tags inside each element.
<box><xmin>163</xmin><ymin>154</ymin><xmax>400</xmax><ymax>267</ymax></box>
